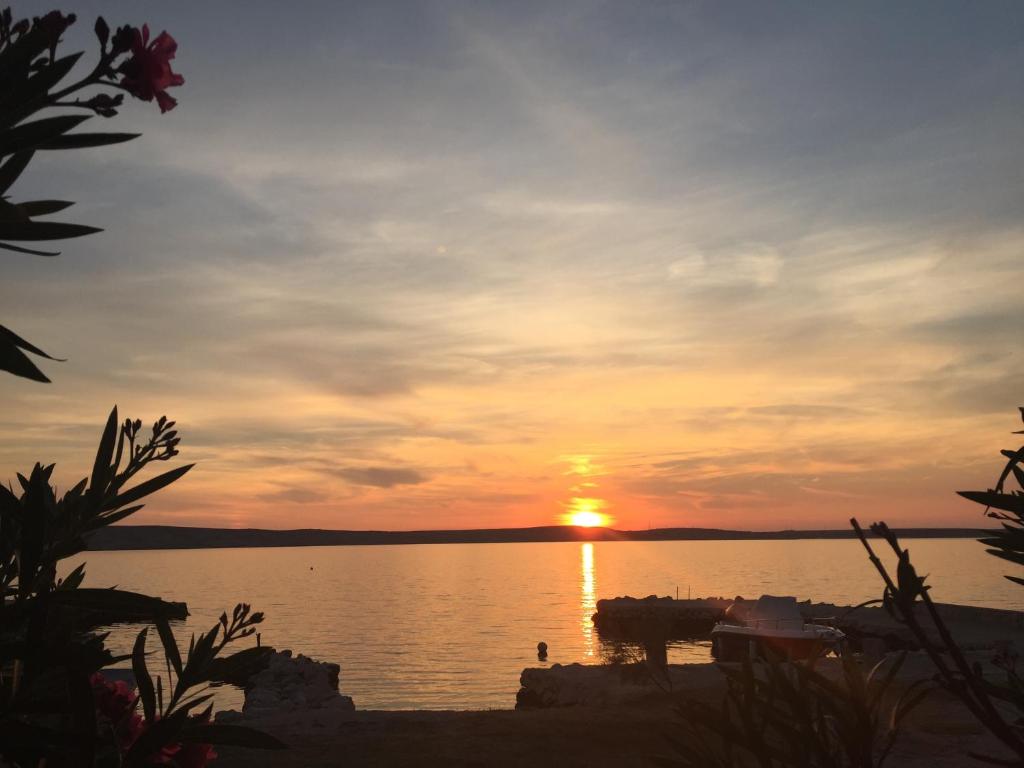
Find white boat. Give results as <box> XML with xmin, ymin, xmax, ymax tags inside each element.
<box><xmin>710</xmin><ymin>595</ymin><xmax>845</xmax><ymax>662</ymax></box>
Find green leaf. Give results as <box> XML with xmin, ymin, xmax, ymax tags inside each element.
<box><xmin>179</xmin><ymin>723</ymin><xmax>287</xmax><ymax>750</ymax></box>
<box><xmin>0</xmin><ymin>150</ymin><xmax>33</xmax><ymax>195</ymax></box>
<box><xmin>132</xmin><ymin>628</ymin><xmax>156</xmax><ymax>722</ymax></box>
<box><xmin>101</xmin><ymin>464</ymin><xmax>194</xmax><ymax>512</ymax></box>
<box><xmin>17</xmin><ymin>199</ymin><xmax>74</xmax><ymax>217</ymax></box>
<box><xmin>0</xmin><ymin>115</ymin><xmax>89</xmax><ymax>156</ymax></box>
<box><xmin>37</xmin><ymin>132</ymin><xmax>141</xmax><ymax>150</ymax></box>
<box><xmin>0</xmin><ymin>219</ymin><xmax>101</xmax><ymax>241</ymax></box>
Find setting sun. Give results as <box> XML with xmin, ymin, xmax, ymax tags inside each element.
<box><xmin>563</xmin><ymin>497</ymin><xmax>611</xmax><ymax>528</ymax></box>
<box><xmin>570</xmin><ymin>510</ymin><xmax>608</xmax><ymax>527</ymax></box>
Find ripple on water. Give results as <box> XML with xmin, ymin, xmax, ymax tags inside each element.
<box><xmin>71</xmin><ymin>539</ymin><xmax>1017</xmax><ymax>709</ymax></box>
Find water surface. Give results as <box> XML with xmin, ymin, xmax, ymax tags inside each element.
<box><xmin>73</xmin><ymin>538</ymin><xmax>1020</xmax><ymax>710</ymax></box>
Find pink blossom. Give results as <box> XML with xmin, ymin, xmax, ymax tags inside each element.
<box><xmin>119</xmin><ymin>24</ymin><xmax>184</xmax><ymax>113</ymax></box>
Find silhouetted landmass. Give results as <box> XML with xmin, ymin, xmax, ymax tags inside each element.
<box><xmin>84</xmin><ymin>525</ymin><xmax>994</xmax><ymax>551</ymax></box>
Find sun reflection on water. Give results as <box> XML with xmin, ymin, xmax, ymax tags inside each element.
<box><xmin>580</xmin><ymin>542</ymin><xmax>596</xmax><ymax>657</ymax></box>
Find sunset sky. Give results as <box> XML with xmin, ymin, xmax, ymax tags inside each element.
<box><xmin>1</xmin><ymin>1</ymin><xmax>1021</xmax><ymax>531</ymax></box>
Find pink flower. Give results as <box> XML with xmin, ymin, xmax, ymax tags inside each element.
<box><xmin>173</xmin><ymin>741</ymin><xmax>218</xmax><ymax>768</ymax></box>
<box><xmin>119</xmin><ymin>24</ymin><xmax>184</xmax><ymax>113</ymax></box>
<box><xmin>91</xmin><ymin>672</ymin><xmax>136</xmax><ymax>724</ymax></box>
<box><xmin>91</xmin><ymin>672</ymin><xmax>143</xmax><ymax>750</ymax></box>
<box><xmin>91</xmin><ymin>673</ymin><xmax>216</xmax><ymax>765</ymax></box>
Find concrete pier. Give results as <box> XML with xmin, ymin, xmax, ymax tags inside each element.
<box><xmin>592</xmin><ymin>594</ymin><xmax>1024</xmax><ymax>652</ymax></box>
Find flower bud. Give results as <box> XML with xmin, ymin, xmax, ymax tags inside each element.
<box><xmin>94</xmin><ymin>16</ymin><xmax>109</xmax><ymax>48</ymax></box>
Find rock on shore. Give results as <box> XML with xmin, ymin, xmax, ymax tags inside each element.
<box><xmin>217</xmin><ymin>649</ymin><xmax>354</xmax><ymax>732</ymax></box>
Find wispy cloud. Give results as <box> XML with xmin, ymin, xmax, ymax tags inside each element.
<box><xmin>1</xmin><ymin>0</ymin><xmax>1021</xmax><ymax>529</ymax></box>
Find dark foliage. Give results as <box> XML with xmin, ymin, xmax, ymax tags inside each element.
<box><xmin>670</xmin><ymin>409</ymin><xmax>1024</xmax><ymax>766</ymax></box>
<box><xmin>961</xmin><ymin>407</ymin><xmax>1024</xmax><ymax>588</ymax></box>
<box><xmin>848</xmin><ymin>407</ymin><xmax>1024</xmax><ymax>766</ymax></box>
<box><xmin>0</xmin><ymin>409</ymin><xmax>285</xmax><ymax>766</ymax></box>
<box><xmin>663</xmin><ymin>648</ymin><xmax>927</xmax><ymax>768</ymax></box>
<box><xmin>1</xmin><ymin>10</ymin><xmax>281</xmax><ymax>764</ymax></box>
<box><xmin>0</xmin><ymin>6</ymin><xmax>181</xmax><ymax>382</ymax></box>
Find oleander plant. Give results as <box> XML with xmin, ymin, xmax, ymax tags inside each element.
<box><xmin>0</xmin><ymin>8</ymin><xmax>284</xmax><ymax>766</ymax></box>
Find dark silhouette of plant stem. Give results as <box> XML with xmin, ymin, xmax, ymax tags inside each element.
<box><xmin>851</xmin><ymin>519</ymin><xmax>1024</xmax><ymax>763</ymax></box>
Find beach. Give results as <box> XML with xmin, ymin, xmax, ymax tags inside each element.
<box><xmin>214</xmin><ymin>656</ymin><xmax>1006</xmax><ymax>767</ymax></box>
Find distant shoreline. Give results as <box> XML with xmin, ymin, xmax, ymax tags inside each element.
<box><xmin>84</xmin><ymin>524</ymin><xmax>994</xmax><ymax>551</ymax></box>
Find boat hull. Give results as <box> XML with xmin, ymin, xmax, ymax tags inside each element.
<box><xmin>711</xmin><ymin>626</ymin><xmax>842</xmax><ymax>662</ymax></box>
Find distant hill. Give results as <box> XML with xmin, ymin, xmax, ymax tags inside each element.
<box><xmin>84</xmin><ymin>524</ymin><xmax>992</xmax><ymax>551</ymax></box>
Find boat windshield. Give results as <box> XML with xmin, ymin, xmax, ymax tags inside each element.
<box><xmin>745</xmin><ymin>595</ymin><xmax>805</xmax><ymax>630</ymax></box>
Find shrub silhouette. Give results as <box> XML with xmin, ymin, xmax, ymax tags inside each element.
<box><xmin>0</xmin><ymin>6</ymin><xmax>181</xmax><ymax>382</ymax></box>
<box><xmin>0</xmin><ymin>8</ymin><xmax>282</xmax><ymax>765</ymax></box>
<box><xmin>669</xmin><ymin>410</ymin><xmax>1024</xmax><ymax>766</ymax></box>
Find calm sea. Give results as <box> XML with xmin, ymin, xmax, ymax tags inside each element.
<box><xmin>69</xmin><ymin>538</ymin><xmax>1019</xmax><ymax>710</ymax></box>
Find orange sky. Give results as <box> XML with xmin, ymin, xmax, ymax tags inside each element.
<box><xmin>1</xmin><ymin>2</ymin><xmax>1021</xmax><ymax>530</ymax></box>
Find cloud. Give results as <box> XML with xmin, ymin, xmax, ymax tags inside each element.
<box><xmin>0</xmin><ymin>1</ymin><xmax>1021</xmax><ymax>529</ymax></box>
<box><xmin>335</xmin><ymin>467</ymin><xmax>429</xmax><ymax>488</ymax></box>
<box><xmin>257</xmin><ymin>486</ymin><xmax>330</xmax><ymax>504</ymax></box>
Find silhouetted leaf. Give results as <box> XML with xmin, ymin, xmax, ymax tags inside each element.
<box><xmin>0</xmin><ymin>323</ymin><xmax>61</xmax><ymax>381</ymax></box>
<box><xmin>0</xmin><ymin>337</ymin><xmax>49</xmax><ymax>381</ymax></box>
<box><xmin>18</xmin><ymin>468</ymin><xmax>47</xmax><ymax>597</ymax></box>
<box><xmin>90</xmin><ymin>407</ymin><xmax>118</xmax><ymax>499</ymax></box>
<box><xmin>0</xmin><ymin>219</ymin><xmax>101</xmax><ymax>241</ymax></box>
<box><xmin>123</xmin><ymin>709</ymin><xmax>189</xmax><ymax>766</ymax></box>
<box><xmin>155</xmin><ymin>613</ymin><xmax>183</xmax><ymax>678</ymax></box>
<box><xmin>0</xmin><ymin>114</ymin><xmax>89</xmax><ymax>156</ymax></box>
<box><xmin>0</xmin><ymin>150</ymin><xmax>32</xmax><ymax>194</ymax></box>
<box><xmin>0</xmin><ymin>325</ymin><xmax>59</xmax><ymax>360</ymax></box>
<box><xmin>89</xmin><ymin>504</ymin><xmax>144</xmax><ymax>529</ymax></box>
<box><xmin>960</xmin><ymin>491</ymin><xmax>1024</xmax><ymax>516</ymax></box>
<box><xmin>17</xmin><ymin>199</ymin><xmax>74</xmax><ymax>217</ymax></box>
<box><xmin>0</xmin><ymin>240</ymin><xmax>60</xmax><ymax>255</ymax></box>
<box><xmin>132</xmin><ymin>628</ymin><xmax>156</xmax><ymax>722</ymax></box>
<box><xmin>57</xmin><ymin>562</ymin><xmax>86</xmax><ymax>590</ymax></box>
<box><xmin>37</xmin><ymin>132</ymin><xmax>140</xmax><ymax>150</ymax></box>
<box><xmin>23</xmin><ymin>52</ymin><xmax>82</xmax><ymax>99</ymax></box>
<box><xmin>101</xmin><ymin>464</ymin><xmax>194</xmax><ymax>512</ymax></box>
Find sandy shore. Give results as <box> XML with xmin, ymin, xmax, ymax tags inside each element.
<box><xmin>214</xmin><ymin>656</ymin><xmax>1011</xmax><ymax>767</ymax></box>
<box><xmin>213</xmin><ymin>698</ymin><xmax>1002</xmax><ymax>767</ymax></box>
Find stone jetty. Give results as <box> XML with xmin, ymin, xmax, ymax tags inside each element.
<box><xmin>591</xmin><ymin>596</ymin><xmax>732</xmax><ymax>638</ymax></box>
<box><xmin>513</xmin><ymin>595</ymin><xmax>1024</xmax><ymax>709</ymax></box>
<box><xmin>217</xmin><ymin>649</ymin><xmax>355</xmax><ymax>732</ymax></box>
<box><xmin>592</xmin><ymin>594</ymin><xmax>1024</xmax><ymax>652</ymax></box>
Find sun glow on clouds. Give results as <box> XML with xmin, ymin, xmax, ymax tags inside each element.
<box><xmin>0</xmin><ymin>3</ymin><xmax>1020</xmax><ymax>532</ymax></box>
<box><xmin>563</xmin><ymin>497</ymin><xmax>611</xmax><ymax>528</ymax></box>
